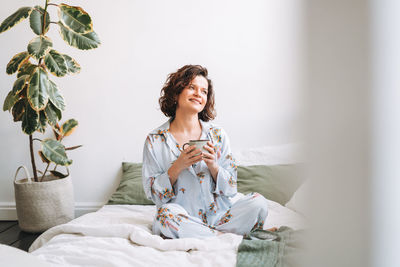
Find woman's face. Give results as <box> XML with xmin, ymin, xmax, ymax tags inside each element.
<box><xmin>176</xmin><ymin>75</ymin><xmax>208</xmax><ymax>114</ymax></box>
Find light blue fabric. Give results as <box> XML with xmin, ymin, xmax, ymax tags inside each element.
<box><xmin>142</xmin><ymin>119</ymin><xmax>268</xmax><ymax>238</ymax></box>
<box><xmin>154</xmin><ymin>193</ymin><xmax>269</xmax><ymax>239</ymax></box>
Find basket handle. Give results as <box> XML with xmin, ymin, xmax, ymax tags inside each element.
<box><xmin>14</xmin><ymin>166</ymin><xmax>32</xmax><ymax>183</ymax></box>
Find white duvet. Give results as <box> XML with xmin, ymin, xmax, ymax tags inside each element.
<box><xmin>29</xmin><ymin>196</ymin><xmax>306</xmax><ymax>267</ymax></box>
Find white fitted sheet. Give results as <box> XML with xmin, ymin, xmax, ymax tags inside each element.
<box><xmin>29</xmin><ymin>196</ymin><xmax>306</xmax><ymax>267</ymax></box>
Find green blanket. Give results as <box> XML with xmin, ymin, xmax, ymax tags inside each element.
<box><xmin>236</xmin><ymin>227</ymin><xmax>305</xmax><ymax>267</ymax></box>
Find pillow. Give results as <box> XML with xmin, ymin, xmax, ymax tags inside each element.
<box><xmin>285</xmin><ymin>179</ymin><xmax>310</xmax><ymax>216</ymax></box>
<box><xmin>107</xmin><ymin>162</ymin><xmax>154</xmax><ymax>205</ymax></box>
<box><xmin>237</xmin><ymin>164</ymin><xmax>304</xmax><ymax>206</ymax></box>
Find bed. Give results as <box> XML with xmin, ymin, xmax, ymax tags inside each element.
<box><xmin>27</xmin><ymin>144</ymin><xmax>308</xmax><ymax>266</ymax></box>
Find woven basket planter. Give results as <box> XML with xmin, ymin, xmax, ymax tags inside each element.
<box><xmin>14</xmin><ymin>166</ymin><xmax>74</xmax><ymax>233</ymax></box>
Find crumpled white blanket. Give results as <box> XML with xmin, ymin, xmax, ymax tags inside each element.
<box><xmin>29</xmin><ymin>205</ymin><xmax>243</xmax><ymax>267</ymax></box>
<box><xmin>29</xmin><ymin>198</ymin><xmax>306</xmax><ymax>267</ymax></box>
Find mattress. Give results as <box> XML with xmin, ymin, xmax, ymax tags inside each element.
<box><xmin>28</xmin><ymin>194</ymin><xmax>306</xmax><ymax>267</ymax></box>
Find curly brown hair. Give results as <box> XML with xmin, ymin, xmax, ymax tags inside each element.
<box><xmin>159</xmin><ymin>65</ymin><xmax>216</xmax><ymax>121</ymax></box>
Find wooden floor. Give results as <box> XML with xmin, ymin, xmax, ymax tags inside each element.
<box><xmin>0</xmin><ymin>221</ymin><xmax>40</xmax><ymax>252</ymax></box>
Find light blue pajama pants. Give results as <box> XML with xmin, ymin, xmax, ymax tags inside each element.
<box><xmin>153</xmin><ymin>193</ymin><xmax>269</xmax><ymax>239</ymax></box>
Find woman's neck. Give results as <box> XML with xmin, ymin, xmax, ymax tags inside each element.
<box><xmin>170</xmin><ymin>111</ymin><xmax>201</xmax><ymax>135</ymax></box>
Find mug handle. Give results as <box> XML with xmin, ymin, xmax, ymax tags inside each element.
<box><xmin>182</xmin><ymin>143</ymin><xmax>190</xmax><ymax>151</ymax></box>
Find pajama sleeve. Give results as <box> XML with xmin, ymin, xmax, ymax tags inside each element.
<box><xmin>211</xmin><ymin>128</ymin><xmax>238</xmax><ymax>197</ymax></box>
<box><xmin>142</xmin><ymin>135</ymin><xmax>176</xmax><ymax>206</ymax></box>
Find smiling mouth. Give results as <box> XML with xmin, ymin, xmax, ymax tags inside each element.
<box><xmin>189</xmin><ymin>99</ymin><xmax>202</xmax><ymax>105</ymax></box>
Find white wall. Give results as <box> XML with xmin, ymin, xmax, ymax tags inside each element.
<box><xmin>0</xmin><ymin>0</ymin><xmax>303</xmax><ymax>217</ymax></box>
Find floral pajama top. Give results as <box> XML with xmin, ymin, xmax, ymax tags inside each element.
<box><xmin>142</xmin><ymin>118</ymin><xmax>238</xmax><ymax>226</ymax></box>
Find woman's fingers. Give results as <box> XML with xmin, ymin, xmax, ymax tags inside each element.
<box><xmin>188</xmin><ymin>148</ymin><xmax>202</xmax><ymax>158</ymax></box>
<box><xmin>203</xmin><ymin>144</ymin><xmax>214</xmax><ymax>154</ymax></box>
<box><xmin>202</xmin><ymin>151</ymin><xmax>216</xmax><ymax>163</ymax></box>
<box><xmin>190</xmin><ymin>153</ymin><xmax>203</xmax><ymax>164</ymax></box>
<box><xmin>183</xmin><ymin>145</ymin><xmax>196</xmax><ymax>154</ymax></box>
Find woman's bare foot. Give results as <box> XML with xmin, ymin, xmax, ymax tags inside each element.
<box><xmin>216</xmin><ymin>230</ymin><xmax>224</xmax><ymax>236</ymax></box>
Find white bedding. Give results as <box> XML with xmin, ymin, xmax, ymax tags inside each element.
<box><xmin>28</xmin><ymin>195</ymin><xmax>306</xmax><ymax>267</ymax></box>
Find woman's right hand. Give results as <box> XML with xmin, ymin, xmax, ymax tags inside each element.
<box><xmin>176</xmin><ymin>145</ymin><xmax>203</xmax><ymax>170</ymax></box>
<box><xmin>168</xmin><ymin>145</ymin><xmax>203</xmax><ymax>184</ymax></box>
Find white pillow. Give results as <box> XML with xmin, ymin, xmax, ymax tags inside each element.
<box><xmin>233</xmin><ymin>143</ymin><xmax>303</xmax><ymax>166</ymax></box>
<box><xmin>231</xmin><ymin>192</ymin><xmax>307</xmax><ymax>230</ymax></box>
<box><xmin>285</xmin><ymin>179</ymin><xmax>310</xmax><ymax>216</ymax></box>
<box><xmin>0</xmin><ymin>244</ymin><xmax>52</xmax><ymax>267</ymax></box>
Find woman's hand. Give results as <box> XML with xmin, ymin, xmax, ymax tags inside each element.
<box><xmin>168</xmin><ymin>145</ymin><xmax>203</xmax><ymax>184</ymax></box>
<box><xmin>202</xmin><ymin>141</ymin><xmax>221</xmax><ymax>181</ymax></box>
<box><xmin>177</xmin><ymin>145</ymin><xmax>203</xmax><ymax>169</ymax></box>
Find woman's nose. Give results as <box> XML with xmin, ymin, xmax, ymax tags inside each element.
<box><xmin>195</xmin><ymin>88</ymin><xmax>203</xmax><ymax>96</ymax></box>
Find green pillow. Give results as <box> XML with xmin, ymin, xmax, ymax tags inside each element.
<box><xmin>237</xmin><ymin>164</ymin><xmax>304</xmax><ymax>206</ymax></box>
<box><xmin>107</xmin><ymin>162</ymin><xmax>154</xmax><ymax>205</ymax></box>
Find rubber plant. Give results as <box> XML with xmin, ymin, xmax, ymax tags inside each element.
<box><xmin>0</xmin><ymin>1</ymin><xmax>100</xmax><ymax>182</ymax></box>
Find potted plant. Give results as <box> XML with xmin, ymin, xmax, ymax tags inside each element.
<box><xmin>0</xmin><ymin>1</ymin><xmax>100</xmax><ymax>233</ymax></box>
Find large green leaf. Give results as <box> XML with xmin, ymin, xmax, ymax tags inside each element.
<box><xmin>38</xmin><ymin>110</ymin><xmax>47</xmax><ymax>133</ymax></box>
<box><xmin>12</xmin><ymin>75</ymin><xmax>30</xmax><ymax>95</ymax></box>
<box><xmin>61</xmin><ymin>119</ymin><xmax>78</xmax><ymax>137</ymax></box>
<box><xmin>63</xmin><ymin>54</ymin><xmax>81</xmax><ymax>74</ymax></box>
<box><xmin>17</xmin><ymin>85</ymin><xmax>27</xmax><ymax>98</ymax></box>
<box><xmin>58</xmin><ymin>4</ymin><xmax>93</xmax><ymax>34</ymax></box>
<box><xmin>38</xmin><ymin>150</ymin><xmax>50</xmax><ymax>163</ymax></box>
<box><xmin>50</xmin><ymin>170</ymin><xmax>69</xmax><ymax>179</ymax></box>
<box><xmin>0</xmin><ymin>7</ymin><xmax>32</xmax><ymax>34</ymax></box>
<box><xmin>48</xmin><ymin>80</ymin><xmax>65</xmax><ymax>111</ymax></box>
<box><xmin>6</xmin><ymin>52</ymin><xmax>30</xmax><ymax>75</ymax></box>
<box><xmin>12</xmin><ymin>99</ymin><xmax>25</xmax><ymax>122</ymax></box>
<box><xmin>17</xmin><ymin>62</ymin><xmax>37</xmax><ymax>78</ymax></box>
<box><xmin>30</xmin><ymin>5</ymin><xmax>50</xmax><ymax>35</ymax></box>
<box><xmin>45</xmin><ymin>50</ymin><xmax>67</xmax><ymax>77</ymax></box>
<box><xmin>3</xmin><ymin>90</ymin><xmax>19</xmax><ymax>111</ymax></box>
<box><xmin>22</xmin><ymin>101</ymin><xmax>39</xmax><ymax>134</ymax></box>
<box><xmin>54</xmin><ymin>103</ymin><xmax>62</xmax><ymax>120</ymax></box>
<box><xmin>28</xmin><ymin>67</ymin><xmax>49</xmax><ymax>111</ymax></box>
<box><xmin>58</xmin><ymin>22</ymin><xmax>100</xmax><ymax>50</ymax></box>
<box><xmin>41</xmin><ymin>139</ymin><xmax>72</xmax><ymax>166</ymax></box>
<box><xmin>27</xmin><ymin>36</ymin><xmax>52</xmax><ymax>60</ymax></box>
<box><xmin>44</xmin><ymin>102</ymin><xmax>61</xmax><ymax>126</ymax></box>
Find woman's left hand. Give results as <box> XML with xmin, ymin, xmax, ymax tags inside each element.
<box><xmin>202</xmin><ymin>141</ymin><xmax>221</xmax><ymax>180</ymax></box>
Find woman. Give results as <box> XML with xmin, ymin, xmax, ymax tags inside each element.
<box><xmin>142</xmin><ymin>65</ymin><xmax>272</xmax><ymax>239</ymax></box>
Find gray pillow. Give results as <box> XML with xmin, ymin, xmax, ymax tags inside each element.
<box><xmin>237</xmin><ymin>164</ymin><xmax>304</xmax><ymax>206</ymax></box>
<box><xmin>107</xmin><ymin>162</ymin><xmax>154</xmax><ymax>205</ymax></box>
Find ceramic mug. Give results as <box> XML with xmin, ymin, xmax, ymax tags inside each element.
<box><xmin>182</xmin><ymin>140</ymin><xmax>209</xmax><ymax>155</ymax></box>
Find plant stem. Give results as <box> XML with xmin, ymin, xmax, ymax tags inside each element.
<box><xmin>41</xmin><ymin>162</ymin><xmax>50</xmax><ymax>181</ymax></box>
<box><xmin>30</xmin><ymin>0</ymin><xmax>50</xmax><ymax>182</ymax></box>
<box><xmin>37</xmin><ymin>0</ymin><xmax>49</xmax><ymax>66</ymax></box>
<box><xmin>33</xmin><ymin>7</ymin><xmax>44</xmax><ymax>14</ymax></box>
<box><xmin>29</xmin><ymin>135</ymin><xmax>39</xmax><ymax>182</ymax></box>
<box><xmin>42</xmin><ymin>0</ymin><xmax>49</xmax><ymax>35</ymax></box>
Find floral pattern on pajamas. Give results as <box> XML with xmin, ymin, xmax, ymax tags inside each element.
<box><xmin>217</xmin><ymin>209</ymin><xmax>232</xmax><ymax>226</ymax></box>
<box><xmin>198</xmin><ymin>209</ymin><xmax>207</xmax><ymax>224</ymax></box>
<box><xmin>197</xmin><ymin>172</ymin><xmax>205</xmax><ymax>184</ymax></box>
<box><xmin>142</xmin><ymin>119</ymin><xmax>269</xmax><ymax>239</ymax></box>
